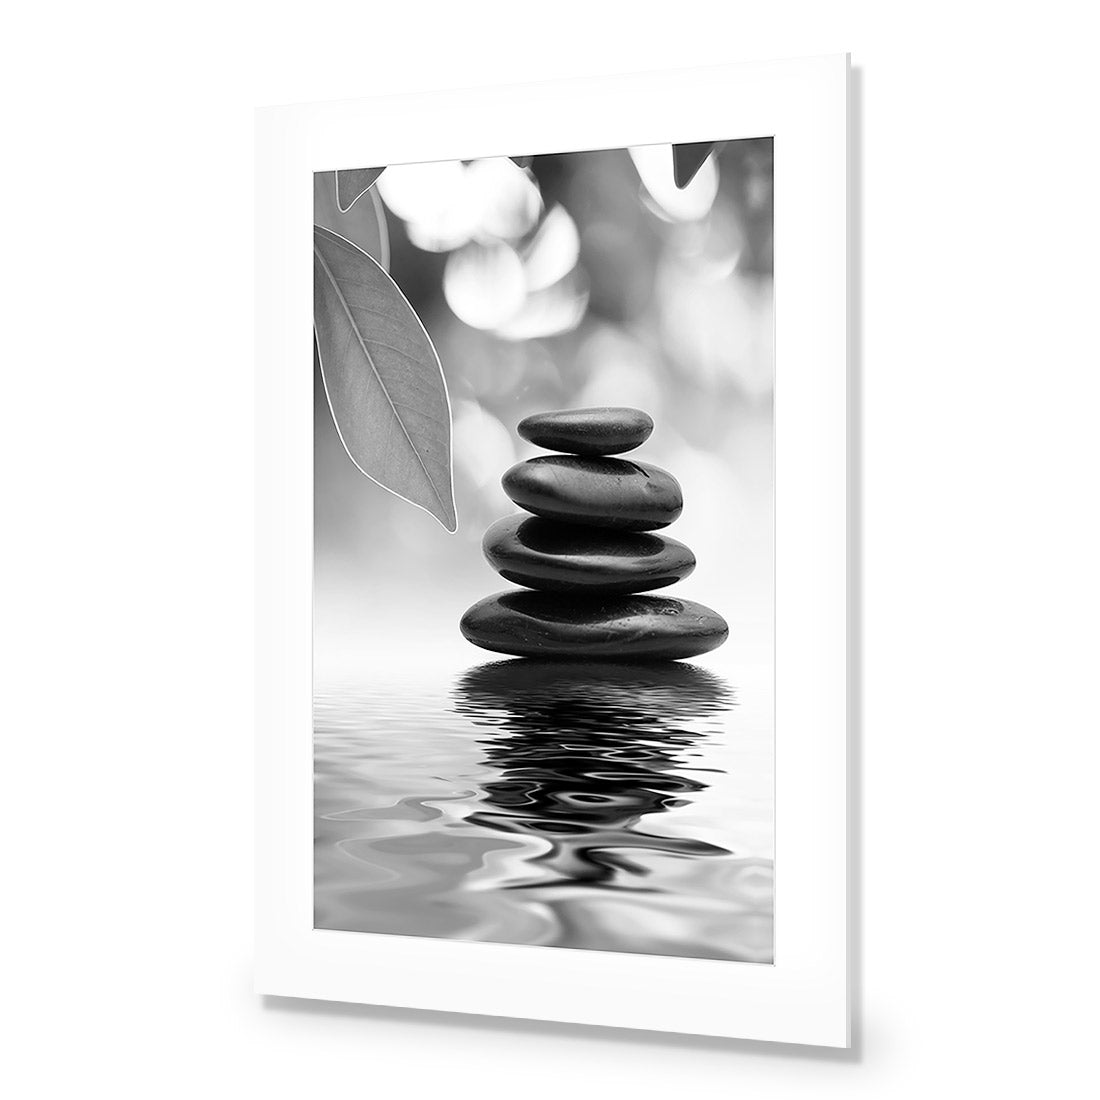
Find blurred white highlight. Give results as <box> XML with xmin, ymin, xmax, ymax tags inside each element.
<box><xmin>497</xmin><ymin>272</ymin><xmax>589</xmax><ymax>341</ymax></box>
<box><xmin>443</xmin><ymin>242</ymin><xmax>526</xmax><ymax>329</ymax></box>
<box><xmin>451</xmin><ymin>400</ymin><xmax>515</xmax><ymax>493</ymax></box>
<box><xmin>379</xmin><ymin>158</ymin><xmax>541</xmax><ymax>253</ymax></box>
<box><xmin>521</xmin><ymin>205</ymin><xmax>580</xmax><ymax>291</ymax></box>
<box><xmin>629</xmin><ymin>144</ymin><xmax>719</xmax><ymax>222</ymax></box>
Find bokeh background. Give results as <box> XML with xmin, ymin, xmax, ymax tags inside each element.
<box><xmin>315</xmin><ymin>138</ymin><xmax>774</xmax><ymax>674</ymax></box>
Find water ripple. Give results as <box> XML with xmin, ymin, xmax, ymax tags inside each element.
<box><xmin>314</xmin><ymin>659</ymin><xmax>773</xmax><ymax>962</ymax></box>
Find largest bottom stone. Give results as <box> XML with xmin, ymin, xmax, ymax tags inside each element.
<box><xmin>460</xmin><ymin>591</ymin><xmax>728</xmax><ymax>660</ymax></box>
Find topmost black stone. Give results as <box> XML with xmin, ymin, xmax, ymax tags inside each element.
<box><xmin>517</xmin><ymin>407</ymin><xmax>654</xmax><ymax>456</ymax></box>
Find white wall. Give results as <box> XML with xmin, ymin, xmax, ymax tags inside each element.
<box><xmin>6</xmin><ymin>3</ymin><xmax>1097</xmax><ymax>1096</ymax></box>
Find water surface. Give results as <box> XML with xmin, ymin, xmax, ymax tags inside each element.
<box><xmin>315</xmin><ymin>659</ymin><xmax>773</xmax><ymax>962</ymax></box>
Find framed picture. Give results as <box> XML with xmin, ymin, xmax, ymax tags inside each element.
<box><xmin>256</xmin><ymin>53</ymin><xmax>848</xmax><ymax>1045</ymax></box>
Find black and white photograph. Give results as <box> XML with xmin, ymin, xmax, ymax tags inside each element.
<box><xmin>16</xmin><ymin>5</ymin><xmax>1100</xmax><ymax>1092</ymax></box>
<box><xmin>313</xmin><ymin>140</ymin><xmax>775</xmax><ymax>962</ymax></box>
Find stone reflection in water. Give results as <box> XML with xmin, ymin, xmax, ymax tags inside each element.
<box><xmin>456</xmin><ymin>660</ymin><xmax>731</xmax><ymax>882</ymax></box>
<box><xmin>452</xmin><ymin>660</ymin><xmax>772</xmax><ymax>961</ymax></box>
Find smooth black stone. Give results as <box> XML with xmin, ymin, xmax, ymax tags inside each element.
<box><xmin>459</xmin><ymin>592</ymin><xmax>728</xmax><ymax>660</ymax></box>
<box><xmin>501</xmin><ymin>456</ymin><xmax>683</xmax><ymax>531</ymax></box>
<box><xmin>482</xmin><ymin>514</ymin><xmax>695</xmax><ymax>594</ymax></box>
<box><xmin>517</xmin><ymin>407</ymin><xmax>654</xmax><ymax>456</ymax></box>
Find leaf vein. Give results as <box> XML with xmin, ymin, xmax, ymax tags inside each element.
<box><xmin>314</xmin><ymin>237</ymin><xmax>450</xmax><ymax>518</ymax></box>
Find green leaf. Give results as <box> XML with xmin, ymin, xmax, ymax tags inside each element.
<box><xmin>672</xmin><ymin>142</ymin><xmax>716</xmax><ymax>189</ymax></box>
<box><xmin>335</xmin><ymin>167</ymin><xmax>384</xmax><ymax>211</ymax></box>
<box><xmin>314</xmin><ymin>172</ymin><xmax>389</xmax><ymax>268</ymax></box>
<box><xmin>313</xmin><ymin>225</ymin><xmax>457</xmax><ymax>532</ymax></box>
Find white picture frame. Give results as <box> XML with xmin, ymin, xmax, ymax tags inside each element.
<box><xmin>256</xmin><ymin>53</ymin><xmax>848</xmax><ymax>1046</ymax></box>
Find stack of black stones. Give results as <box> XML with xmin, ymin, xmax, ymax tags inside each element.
<box><xmin>460</xmin><ymin>407</ymin><xmax>729</xmax><ymax>661</ymax></box>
